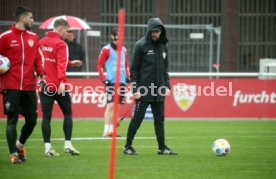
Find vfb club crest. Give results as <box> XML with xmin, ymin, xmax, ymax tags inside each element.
<box><xmin>173</xmin><ymin>83</ymin><xmax>197</xmax><ymax>111</ymax></box>
<box><xmin>162</xmin><ymin>52</ymin><xmax>166</xmax><ymax>59</ymax></box>
<box><xmin>28</xmin><ymin>39</ymin><xmax>34</xmax><ymax>47</ymax></box>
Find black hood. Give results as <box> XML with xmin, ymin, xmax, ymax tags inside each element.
<box><xmin>146</xmin><ymin>18</ymin><xmax>168</xmax><ymax>45</ymax></box>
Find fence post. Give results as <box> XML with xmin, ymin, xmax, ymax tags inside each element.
<box><xmin>208</xmin><ymin>25</ymin><xmax>214</xmax><ymax>73</ymax></box>
<box><xmin>84</xmin><ymin>30</ymin><xmax>89</xmax><ymax>73</ymax></box>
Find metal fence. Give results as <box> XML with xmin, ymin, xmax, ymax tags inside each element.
<box><xmin>85</xmin><ymin>23</ymin><xmax>221</xmax><ymax>73</ymax></box>
<box><xmin>238</xmin><ymin>0</ymin><xmax>276</xmax><ymax>72</ymax></box>
<box><xmin>169</xmin><ymin>0</ymin><xmax>222</xmax><ymax>72</ymax></box>
<box><xmin>0</xmin><ymin>20</ymin><xmax>221</xmax><ymax>73</ymax></box>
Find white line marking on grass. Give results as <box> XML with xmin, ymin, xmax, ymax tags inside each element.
<box><xmin>0</xmin><ymin>136</ymin><xmax>161</xmax><ymax>142</ymax></box>
<box><xmin>0</xmin><ymin>145</ymin><xmax>162</xmax><ymax>149</ymax></box>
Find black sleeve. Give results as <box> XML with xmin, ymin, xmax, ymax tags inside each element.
<box><xmin>164</xmin><ymin>47</ymin><xmax>170</xmax><ymax>89</ymax></box>
<box><xmin>79</xmin><ymin>44</ymin><xmax>85</xmax><ymax>61</ymax></box>
<box><xmin>130</xmin><ymin>43</ymin><xmax>141</xmax><ymax>94</ymax></box>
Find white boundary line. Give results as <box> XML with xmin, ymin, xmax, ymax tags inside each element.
<box><xmin>0</xmin><ymin>136</ymin><xmax>160</xmax><ymax>142</ymax></box>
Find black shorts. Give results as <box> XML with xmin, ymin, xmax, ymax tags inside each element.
<box><xmin>2</xmin><ymin>90</ymin><xmax>37</xmax><ymax>115</ymax></box>
<box><xmin>39</xmin><ymin>91</ymin><xmax>72</xmax><ymax>115</ymax></box>
<box><xmin>106</xmin><ymin>85</ymin><xmax>126</xmax><ymax>104</ymax></box>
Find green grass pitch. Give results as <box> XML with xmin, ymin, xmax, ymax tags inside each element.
<box><xmin>0</xmin><ymin>119</ymin><xmax>276</xmax><ymax>179</ymax></box>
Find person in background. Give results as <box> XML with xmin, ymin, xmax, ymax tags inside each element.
<box><xmin>0</xmin><ymin>6</ymin><xmax>44</xmax><ymax>163</ymax></box>
<box><xmin>97</xmin><ymin>28</ymin><xmax>130</xmax><ymax>137</ymax></box>
<box><xmin>65</xmin><ymin>30</ymin><xmax>85</xmax><ymax>73</ymax></box>
<box><xmin>39</xmin><ymin>18</ymin><xmax>82</xmax><ymax>156</ymax></box>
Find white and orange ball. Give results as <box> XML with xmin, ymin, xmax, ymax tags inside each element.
<box><xmin>0</xmin><ymin>55</ymin><xmax>10</xmax><ymax>74</ymax></box>
<box><xmin>212</xmin><ymin>139</ymin><xmax>231</xmax><ymax>156</ymax></box>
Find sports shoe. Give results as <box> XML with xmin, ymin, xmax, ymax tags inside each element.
<box><xmin>64</xmin><ymin>146</ymin><xmax>80</xmax><ymax>155</ymax></box>
<box><xmin>103</xmin><ymin>132</ymin><xmax>110</xmax><ymax>137</ymax></box>
<box><xmin>45</xmin><ymin>147</ymin><xmax>60</xmax><ymax>157</ymax></box>
<box><xmin>157</xmin><ymin>146</ymin><xmax>178</xmax><ymax>155</ymax></box>
<box><xmin>109</xmin><ymin>133</ymin><xmax>121</xmax><ymax>137</ymax></box>
<box><xmin>103</xmin><ymin>132</ymin><xmax>121</xmax><ymax>137</ymax></box>
<box><xmin>10</xmin><ymin>153</ymin><xmax>22</xmax><ymax>164</ymax></box>
<box><xmin>16</xmin><ymin>144</ymin><xmax>27</xmax><ymax>161</ymax></box>
<box><xmin>123</xmin><ymin>146</ymin><xmax>138</xmax><ymax>155</ymax></box>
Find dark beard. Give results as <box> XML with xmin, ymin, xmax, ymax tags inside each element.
<box><xmin>151</xmin><ymin>37</ymin><xmax>161</xmax><ymax>44</ymax></box>
<box><xmin>111</xmin><ymin>42</ymin><xmax>117</xmax><ymax>50</ymax></box>
<box><xmin>25</xmin><ymin>24</ymin><xmax>32</xmax><ymax>30</ymax></box>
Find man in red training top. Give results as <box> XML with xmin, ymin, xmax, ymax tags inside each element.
<box><xmin>39</xmin><ymin>18</ymin><xmax>82</xmax><ymax>156</ymax></box>
<box><xmin>97</xmin><ymin>28</ymin><xmax>130</xmax><ymax>137</ymax></box>
<box><xmin>0</xmin><ymin>6</ymin><xmax>44</xmax><ymax>164</ymax></box>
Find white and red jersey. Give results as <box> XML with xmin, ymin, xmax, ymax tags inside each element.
<box><xmin>97</xmin><ymin>44</ymin><xmax>130</xmax><ymax>84</ymax></box>
<box><xmin>0</xmin><ymin>25</ymin><xmax>44</xmax><ymax>92</ymax></box>
<box><xmin>39</xmin><ymin>32</ymin><xmax>71</xmax><ymax>91</ymax></box>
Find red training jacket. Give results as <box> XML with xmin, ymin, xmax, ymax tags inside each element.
<box><xmin>39</xmin><ymin>32</ymin><xmax>71</xmax><ymax>91</ymax></box>
<box><xmin>0</xmin><ymin>25</ymin><xmax>44</xmax><ymax>92</ymax></box>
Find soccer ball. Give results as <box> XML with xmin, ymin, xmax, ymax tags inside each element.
<box><xmin>0</xmin><ymin>55</ymin><xmax>10</xmax><ymax>74</ymax></box>
<box><xmin>212</xmin><ymin>139</ymin><xmax>230</xmax><ymax>156</ymax></box>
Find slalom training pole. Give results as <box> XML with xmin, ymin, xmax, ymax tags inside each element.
<box><xmin>109</xmin><ymin>8</ymin><xmax>125</xmax><ymax>179</ymax></box>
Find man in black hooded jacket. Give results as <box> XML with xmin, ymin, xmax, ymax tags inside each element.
<box><xmin>124</xmin><ymin>18</ymin><xmax>177</xmax><ymax>155</ymax></box>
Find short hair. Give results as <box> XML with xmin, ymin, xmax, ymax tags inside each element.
<box><xmin>53</xmin><ymin>18</ymin><xmax>69</xmax><ymax>29</ymax></box>
<box><xmin>111</xmin><ymin>28</ymin><xmax>118</xmax><ymax>36</ymax></box>
<box><xmin>15</xmin><ymin>6</ymin><xmax>33</xmax><ymax>22</ymax></box>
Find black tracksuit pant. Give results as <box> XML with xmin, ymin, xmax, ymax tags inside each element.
<box><xmin>125</xmin><ymin>100</ymin><xmax>166</xmax><ymax>150</ymax></box>
<box><xmin>3</xmin><ymin>90</ymin><xmax>37</xmax><ymax>154</ymax></box>
<box><xmin>40</xmin><ymin>91</ymin><xmax>72</xmax><ymax>143</ymax></box>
